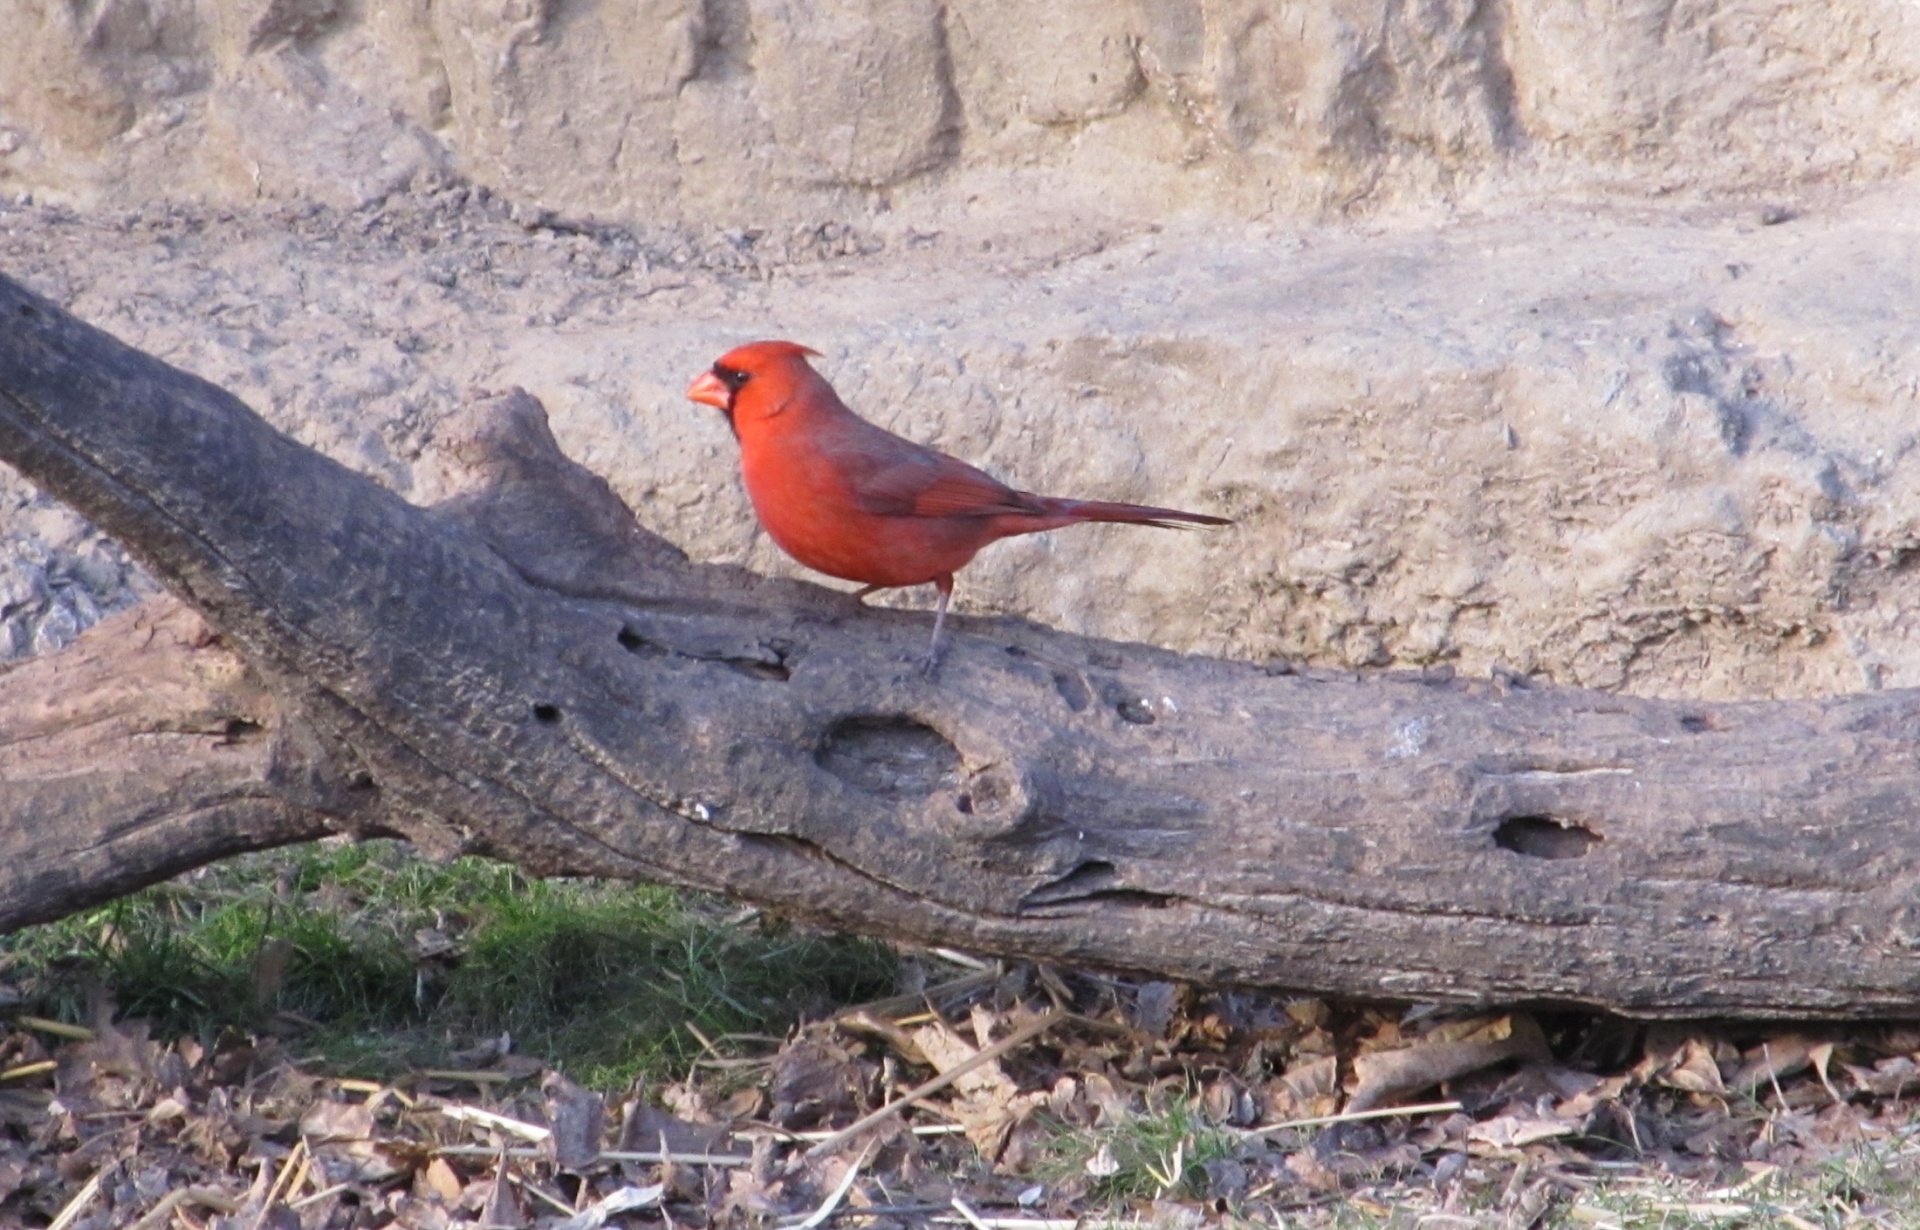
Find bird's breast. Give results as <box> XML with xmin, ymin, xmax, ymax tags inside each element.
<box><xmin>737</xmin><ymin>429</ymin><xmax>991</xmax><ymax>588</ymax></box>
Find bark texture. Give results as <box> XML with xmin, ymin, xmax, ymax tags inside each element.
<box><xmin>3</xmin><ymin>271</ymin><xmax>1919</xmax><ymax>1018</ymax></box>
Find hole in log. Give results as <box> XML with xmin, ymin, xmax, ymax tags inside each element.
<box><xmin>941</xmin><ymin>771</ymin><xmax>1015</xmax><ymax>821</ymax></box>
<box><xmin>532</xmin><ymin>703</ymin><xmax>562</xmax><ymax>724</ymax></box>
<box><xmin>728</xmin><ymin>658</ymin><xmax>791</xmax><ymax>682</ymax></box>
<box><xmin>1494</xmin><ymin>814</ymin><xmax>1600</xmax><ymax>860</ymax></box>
<box><xmin>815</xmin><ymin>716</ymin><xmax>961</xmax><ymax>798</ymax></box>
<box><xmin>1096</xmin><ymin>678</ymin><xmax>1155</xmax><ymax>725</ymax></box>
<box><xmin>219</xmin><ymin>717</ymin><xmax>266</xmax><ymax>745</ymax></box>
<box><xmin>1003</xmin><ymin>645</ymin><xmax>1091</xmax><ymax>711</ymax></box>
<box><xmin>1679</xmin><ymin>713</ymin><xmax>1715</xmax><ymax>733</ymax></box>
<box><xmin>1026</xmin><ymin>859</ymin><xmax>1118</xmax><ymax>902</ymax></box>
<box><xmin>617</xmin><ymin>625</ymin><xmax>790</xmax><ymax>680</ymax></box>
<box><xmin>1020</xmin><ymin>860</ymin><xmax>1174</xmax><ymax>911</ymax></box>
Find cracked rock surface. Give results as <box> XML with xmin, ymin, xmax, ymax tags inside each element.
<box><xmin>2</xmin><ymin>181</ymin><xmax>1916</xmax><ymax>699</ymax></box>
<box><xmin>1</xmin><ymin>0</ymin><xmax>1917</xmax><ymax>698</ymax></box>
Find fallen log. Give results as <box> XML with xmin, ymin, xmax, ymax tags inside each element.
<box><xmin>2</xmin><ymin>271</ymin><xmax>1917</xmax><ymax>1018</ymax></box>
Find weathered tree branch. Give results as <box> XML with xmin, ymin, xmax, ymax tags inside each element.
<box><xmin>0</xmin><ymin>596</ymin><xmax>337</xmax><ymax>928</ymax></box>
<box><xmin>3</xmin><ymin>271</ymin><xmax>1919</xmax><ymax>1017</ymax></box>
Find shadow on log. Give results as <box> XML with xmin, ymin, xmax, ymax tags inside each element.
<box><xmin>2</xmin><ymin>271</ymin><xmax>1918</xmax><ymax>1018</ymax></box>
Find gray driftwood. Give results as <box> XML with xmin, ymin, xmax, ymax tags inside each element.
<box><xmin>3</xmin><ymin>271</ymin><xmax>1918</xmax><ymax>1019</ymax></box>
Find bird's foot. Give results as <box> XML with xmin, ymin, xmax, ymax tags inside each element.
<box><xmin>916</xmin><ymin>645</ymin><xmax>945</xmax><ymax>678</ymax></box>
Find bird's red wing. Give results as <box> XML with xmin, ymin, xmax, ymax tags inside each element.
<box><xmin>849</xmin><ymin>448</ymin><xmax>1048</xmax><ymax>519</ymax></box>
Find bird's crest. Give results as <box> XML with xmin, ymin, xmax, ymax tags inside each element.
<box><xmin>718</xmin><ymin>340</ymin><xmax>822</xmax><ymax>369</ymax></box>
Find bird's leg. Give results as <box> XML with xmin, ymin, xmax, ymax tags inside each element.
<box><xmin>918</xmin><ymin>575</ymin><xmax>954</xmax><ymax>676</ymax></box>
<box><xmin>849</xmin><ymin>583</ymin><xmax>882</xmax><ymax>604</ymax></box>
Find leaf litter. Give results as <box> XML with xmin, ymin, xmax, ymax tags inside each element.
<box><xmin>5</xmin><ymin>955</ymin><xmax>1920</xmax><ymax>1228</ymax></box>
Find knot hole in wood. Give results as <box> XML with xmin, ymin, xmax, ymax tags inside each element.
<box><xmin>815</xmin><ymin>715</ymin><xmax>961</xmax><ymax>798</ymax></box>
<box><xmin>1494</xmin><ymin>814</ymin><xmax>1602</xmax><ymax>860</ymax></box>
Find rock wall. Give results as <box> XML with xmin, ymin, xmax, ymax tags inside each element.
<box><xmin>3</xmin><ymin>0</ymin><xmax>1918</xmax><ymax>223</ymax></box>
<box><xmin>2</xmin><ymin>1</ymin><xmax>1919</xmax><ymax>703</ymax></box>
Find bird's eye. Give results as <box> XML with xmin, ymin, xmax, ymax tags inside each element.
<box><xmin>715</xmin><ymin>365</ymin><xmax>750</xmax><ymax>391</ymax></box>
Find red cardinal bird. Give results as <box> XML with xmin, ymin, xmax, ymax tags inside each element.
<box><xmin>688</xmin><ymin>341</ymin><xmax>1229</xmax><ymax>669</ymax></box>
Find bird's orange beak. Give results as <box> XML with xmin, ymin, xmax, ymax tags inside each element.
<box><xmin>687</xmin><ymin>370</ymin><xmax>731</xmax><ymax>410</ymax></box>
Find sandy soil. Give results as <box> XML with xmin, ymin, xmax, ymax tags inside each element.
<box><xmin>3</xmin><ymin>175</ymin><xmax>1919</xmax><ymax>702</ymax></box>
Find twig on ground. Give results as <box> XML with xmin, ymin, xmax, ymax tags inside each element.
<box><xmin>685</xmin><ymin>1020</ymin><xmax>723</xmax><ymax>1061</ymax></box>
<box><xmin>127</xmin><ymin>1187</ymin><xmax>242</xmax><ymax>1230</ymax></box>
<box><xmin>254</xmin><ymin>1136</ymin><xmax>308</xmax><ymax>1229</ymax></box>
<box><xmin>436</xmin><ymin>1144</ymin><xmax>756</xmax><ymax>1167</ymax></box>
<box><xmin>289</xmin><ymin>1183</ymin><xmax>351</xmax><ymax>1211</ymax></box>
<box><xmin>47</xmin><ymin>1172</ymin><xmax>103</xmax><ymax>1230</ymax></box>
<box><xmin>413</xmin><ymin>1068</ymin><xmax>517</xmax><ymax>1085</ymax></box>
<box><xmin>18</xmin><ymin>1016</ymin><xmax>94</xmax><ymax>1042</ymax></box>
<box><xmin>1241</xmin><ymin>1100</ymin><xmax>1464</xmax><ymax>1138</ymax></box>
<box><xmin>441</xmin><ymin>1103</ymin><xmax>554</xmax><ymax>1142</ymax></box>
<box><xmin>782</xmin><ymin>1141</ymin><xmax>878</xmax><ymax>1230</ymax></box>
<box><xmin>949</xmin><ymin>1196</ymin><xmax>993</xmax><ymax>1230</ymax></box>
<box><xmin>774</xmin><ymin>1123</ymin><xmax>967</xmax><ymax>1142</ymax></box>
<box><xmin>806</xmin><ymin>1009</ymin><xmax>1062</xmax><ymax>1158</ymax></box>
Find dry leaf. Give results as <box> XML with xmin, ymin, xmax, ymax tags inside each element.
<box><xmin>838</xmin><ymin>1010</ymin><xmax>927</xmax><ymax>1066</ymax></box>
<box><xmin>1807</xmin><ymin>1042</ymin><xmax>1842</xmax><ymax>1104</ymax></box>
<box><xmin>301</xmin><ymin>1096</ymin><xmax>404</xmax><ymax>1183</ymax></box>
<box><xmin>718</xmin><ymin>1085</ymin><xmax>766</xmax><ymax>1121</ymax></box>
<box><xmin>1655</xmin><ymin>1038</ymin><xmax>1726</xmax><ymax>1096</ymax></box>
<box><xmin>542</xmin><ymin>1071</ymin><xmax>605</xmax><ymax>1171</ymax></box>
<box><xmin>1727</xmin><ymin>1035</ymin><xmax>1816</xmax><ymax>1094</ymax></box>
<box><xmin>1081</xmin><ymin>1072</ymin><xmax>1137</xmax><ymax>1124</ymax></box>
<box><xmin>661</xmin><ymin>1080</ymin><xmax>715</xmax><ymax>1122</ymax></box>
<box><xmin>146</xmin><ymin>1092</ymin><xmax>188</xmax><ymax>1124</ymax></box>
<box><xmin>1556</xmin><ymin>1073</ymin><xmax>1631</xmax><ymax>1122</ymax></box>
<box><xmin>1491</xmin><ymin>1064</ymin><xmax>1603</xmax><ymax>1106</ymax></box>
<box><xmin>423</xmin><ymin>1156</ymin><xmax>464</xmax><ymax>1203</ymax></box>
<box><xmin>1200</xmin><ymin>1074</ymin><xmax>1253</xmax><ymax>1126</ymax></box>
<box><xmin>299</xmin><ymin>1098</ymin><xmax>376</xmax><ymax>1144</ymax></box>
<box><xmin>479</xmin><ymin>1163</ymin><xmax>525</xmax><ymax>1229</ymax></box>
<box><xmin>1045</xmin><ymin>1075</ymin><xmax>1084</xmax><ymax>1124</ymax></box>
<box><xmin>552</xmin><ymin>1182</ymin><xmax>664</xmax><ymax>1230</ymax></box>
<box><xmin>248</xmin><ymin>937</ymin><xmax>294</xmax><ymax>1003</ymax></box>
<box><xmin>951</xmin><ymin>1088</ymin><xmax>1048</xmax><ymax>1161</ymax></box>
<box><xmin>723</xmin><ymin>1163</ymin><xmax>788</xmax><ymax>1222</ymax></box>
<box><xmin>769</xmin><ymin>1037</ymin><xmax>872</xmax><ymax>1129</ymax></box>
<box><xmin>618</xmin><ymin>1102</ymin><xmax>745</xmax><ymax>1158</ymax></box>
<box><xmin>1264</xmin><ymin>1054</ymin><xmax>1339</xmax><ymax>1120</ymax></box>
<box><xmin>1129</xmin><ymin>983</ymin><xmax>1182</xmax><ymax>1039</ymax></box>
<box><xmin>1468</xmin><ymin>1113</ymin><xmax>1577</xmax><ymax>1149</ymax></box>
<box><xmin>1285</xmin><ymin>1000</ymin><xmax>1330</xmax><ymax>1029</ymax></box>
<box><xmin>1284</xmin><ymin>1148</ymin><xmax>1343</xmax><ymax>1192</ymax></box>
<box><xmin>1841</xmin><ymin>1056</ymin><xmax>1920</xmax><ymax>1098</ymax></box>
<box><xmin>913</xmin><ymin>1021</ymin><xmax>1017</xmax><ymax>1099</ymax></box>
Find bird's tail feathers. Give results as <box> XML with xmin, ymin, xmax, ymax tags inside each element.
<box><xmin>1054</xmin><ymin>498</ymin><xmax>1232</xmax><ymax>530</ymax></box>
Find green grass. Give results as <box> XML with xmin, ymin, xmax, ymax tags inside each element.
<box><xmin>1555</xmin><ymin>1142</ymin><xmax>1920</xmax><ymax>1229</ymax></box>
<box><xmin>1238</xmin><ymin>1135</ymin><xmax>1920</xmax><ymax>1230</ymax></box>
<box><xmin>1042</xmin><ymin>1094</ymin><xmax>1245</xmax><ymax>1203</ymax></box>
<box><xmin>0</xmin><ymin>840</ymin><xmax>896</xmax><ymax>1087</ymax></box>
